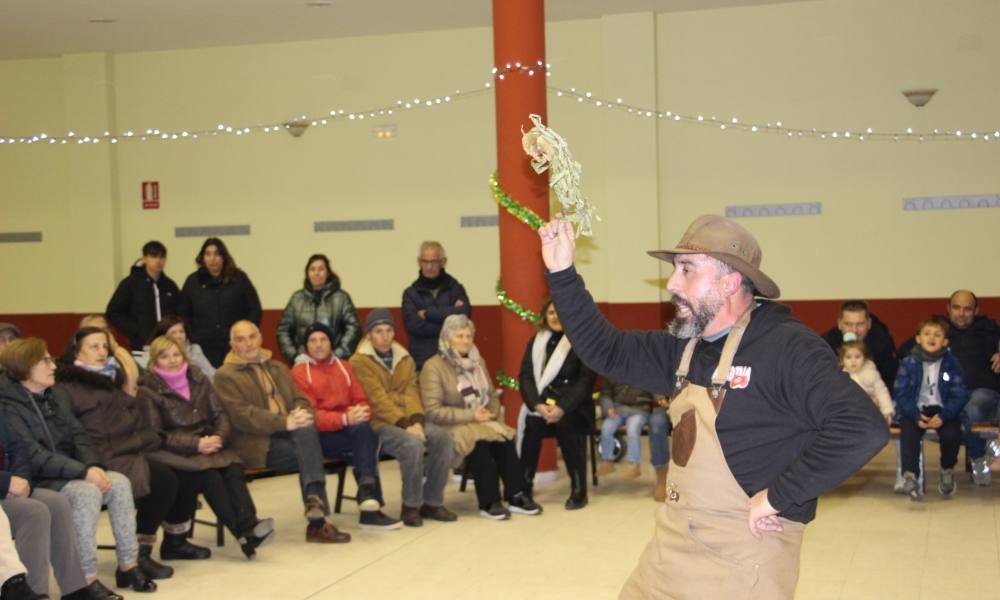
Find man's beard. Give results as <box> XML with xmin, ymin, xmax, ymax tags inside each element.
<box><xmin>668</xmin><ymin>291</ymin><xmax>723</xmax><ymax>339</ymax></box>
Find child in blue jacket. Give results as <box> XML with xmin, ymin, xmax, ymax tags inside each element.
<box><xmin>894</xmin><ymin>316</ymin><xmax>969</xmax><ymax>500</ymax></box>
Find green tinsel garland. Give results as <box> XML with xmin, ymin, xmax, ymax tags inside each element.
<box><xmin>489</xmin><ymin>172</ymin><xmax>545</xmax><ymax>231</ymax></box>
<box><xmin>495</xmin><ymin>369</ymin><xmax>520</xmax><ymax>391</ymax></box>
<box><xmin>491</xmin><ymin>171</ymin><xmax>543</xmax><ymax>389</ymax></box>
<box><xmin>496</xmin><ymin>278</ymin><xmax>541</xmax><ymax>324</ymax></box>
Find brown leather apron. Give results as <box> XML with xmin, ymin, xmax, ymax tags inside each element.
<box><xmin>619</xmin><ymin>309</ymin><xmax>805</xmax><ymax>600</ymax></box>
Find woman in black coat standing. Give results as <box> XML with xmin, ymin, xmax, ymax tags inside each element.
<box><xmin>518</xmin><ymin>297</ymin><xmax>596</xmax><ymax>510</ymax></box>
<box><xmin>179</xmin><ymin>238</ymin><xmax>262</xmax><ymax>367</ymax></box>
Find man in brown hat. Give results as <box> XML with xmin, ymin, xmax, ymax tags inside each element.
<box><xmin>538</xmin><ymin>215</ymin><xmax>888</xmax><ymax>599</ymax></box>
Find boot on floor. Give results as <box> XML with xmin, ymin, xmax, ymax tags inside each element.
<box><xmin>653</xmin><ymin>466</ymin><xmax>669</xmax><ymax>502</ymax></box>
<box><xmin>160</xmin><ymin>532</ymin><xmax>211</xmax><ymax>560</ymax></box>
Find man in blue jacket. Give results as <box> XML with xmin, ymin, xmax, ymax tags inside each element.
<box><xmin>401</xmin><ymin>241</ymin><xmax>471</xmax><ymax>370</ymax></box>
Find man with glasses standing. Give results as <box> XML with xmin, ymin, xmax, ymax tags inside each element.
<box><xmin>402</xmin><ymin>241</ymin><xmax>471</xmax><ymax>370</ymax></box>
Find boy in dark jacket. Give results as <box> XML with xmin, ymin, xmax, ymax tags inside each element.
<box><xmin>894</xmin><ymin>316</ymin><xmax>969</xmax><ymax>500</ymax></box>
<box><xmin>106</xmin><ymin>241</ymin><xmax>182</xmax><ymax>350</ymax></box>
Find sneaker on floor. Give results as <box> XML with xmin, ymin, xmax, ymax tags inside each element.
<box><xmin>479</xmin><ymin>501</ymin><xmax>511</xmax><ymax>521</ymax></box>
<box><xmin>359</xmin><ymin>510</ymin><xmax>403</xmax><ymax>530</ymax></box>
<box><xmin>508</xmin><ymin>492</ymin><xmax>542</xmax><ymax>515</ymax></box>
<box><xmin>304</xmin><ymin>494</ymin><xmax>326</xmax><ymax>520</ymax></box>
<box><xmin>622</xmin><ymin>463</ymin><xmax>641</xmax><ymax>481</ymax></box>
<box><xmin>356</xmin><ymin>482</ymin><xmax>381</xmax><ymax>512</ymax></box>
<box><xmin>306</xmin><ymin>522</ymin><xmax>351</xmax><ymax>543</ymax></box>
<box><xmin>419</xmin><ymin>504</ymin><xmax>458</xmax><ymax>522</ymax></box>
<box><xmin>597</xmin><ymin>460</ymin><xmax>616</xmax><ymax>476</ymax></box>
<box><xmin>901</xmin><ymin>471</ymin><xmax>921</xmax><ymax>501</ymax></box>
<box><xmin>401</xmin><ymin>505</ymin><xmax>423</xmax><ymax>527</ymax></box>
<box><xmin>938</xmin><ymin>468</ymin><xmax>956</xmax><ymax>498</ymax></box>
<box><xmin>971</xmin><ymin>457</ymin><xmax>992</xmax><ymax>486</ymax></box>
<box><xmin>893</xmin><ymin>472</ymin><xmax>906</xmax><ymax>494</ymax></box>
<box><xmin>253</xmin><ymin>517</ymin><xmax>275</xmax><ymax>544</ymax></box>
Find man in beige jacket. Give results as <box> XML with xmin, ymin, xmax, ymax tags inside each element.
<box><xmin>351</xmin><ymin>309</ymin><xmax>456</xmax><ymax>527</ymax></box>
<box><xmin>214</xmin><ymin>320</ymin><xmax>350</xmax><ymax>543</ymax></box>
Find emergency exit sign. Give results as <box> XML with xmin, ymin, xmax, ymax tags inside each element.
<box><xmin>142</xmin><ymin>181</ymin><xmax>160</xmax><ymax>209</ymax></box>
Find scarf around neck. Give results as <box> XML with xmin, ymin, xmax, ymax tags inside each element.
<box><xmin>154</xmin><ymin>363</ymin><xmax>191</xmax><ymax>400</ymax></box>
<box><xmin>442</xmin><ymin>345</ymin><xmax>491</xmax><ymax>410</ymax></box>
<box><xmin>75</xmin><ymin>356</ymin><xmax>119</xmax><ymax>381</ymax></box>
<box><xmin>911</xmin><ymin>345</ymin><xmax>947</xmax><ymax>363</ymax></box>
<box><xmin>532</xmin><ymin>330</ymin><xmax>572</xmax><ymax>397</ymax></box>
<box><xmin>418</xmin><ymin>270</ymin><xmax>448</xmax><ymax>291</ymax></box>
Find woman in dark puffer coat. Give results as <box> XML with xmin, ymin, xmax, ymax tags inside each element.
<box><xmin>179</xmin><ymin>238</ymin><xmax>262</xmax><ymax>367</ymax></box>
<box><xmin>277</xmin><ymin>254</ymin><xmax>360</xmax><ymax>363</ymax></box>
<box><xmin>56</xmin><ymin>327</ymin><xmax>210</xmax><ymax>574</ymax></box>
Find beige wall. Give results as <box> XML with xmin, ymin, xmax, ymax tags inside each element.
<box><xmin>656</xmin><ymin>0</ymin><xmax>1000</xmax><ymax>299</ymax></box>
<box><xmin>1</xmin><ymin>0</ymin><xmax>997</xmax><ymax>316</ymax></box>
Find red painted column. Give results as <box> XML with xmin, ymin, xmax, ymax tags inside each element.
<box><xmin>492</xmin><ymin>0</ymin><xmax>556</xmax><ymax>472</ymax></box>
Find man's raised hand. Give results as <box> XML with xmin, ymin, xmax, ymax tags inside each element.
<box><xmin>539</xmin><ymin>219</ymin><xmax>576</xmax><ymax>273</ymax></box>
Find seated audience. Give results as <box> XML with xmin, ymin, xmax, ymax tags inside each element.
<box><xmin>898</xmin><ymin>291</ymin><xmax>1000</xmax><ymax>484</ymax></box>
<box><xmin>277</xmin><ymin>254</ymin><xmax>361</xmax><ymax>363</ymax></box>
<box><xmin>133</xmin><ymin>316</ymin><xmax>216</xmax><ymax>382</ymax></box>
<box><xmin>597</xmin><ymin>379</ymin><xmax>672</xmax><ymax>501</ymax></box>
<box><xmin>518</xmin><ymin>298</ymin><xmax>596</xmax><ymax>510</ymax></box>
<box><xmin>0</xmin><ymin>338</ymin><xmax>153</xmax><ymax>594</ymax></box>
<box><xmin>839</xmin><ymin>340</ymin><xmax>894</xmax><ymax>425</ymax></box>
<box><xmin>139</xmin><ymin>335</ymin><xmax>274</xmax><ymax>559</ymax></box>
<box><xmin>822</xmin><ymin>300</ymin><xmax>898</xmax><ymax>388</ymax></box>
<box><xmin>79</xmin><ymin>316</ymin><xmax>140</xmax><ymax>397</ymax></box>
<box><xmin>213</xmin><ymin>321</ymin><xmax>350</xmax><ymax>544</ymax></box>
<box><xmin>0</xmin><ymin>410</ymin><xmax>114</xmax><ymax>599</ymax></box>
<box><xmin>291</xmin><ymin>323</ymin><xmax>400</xmax><ymax>530</ymax></box>
<box><xmin>945</xmin><ymin>290</ymin><xmax>1000</xmax><ymax>485</ymax></box>
<box><xmin>58</xmin><ymin>327</ymin><xmax>209</xmax><ymax>575</ymax></box>
<box><xmin>0</xmin><ymin>507</ymin><xmax>43</xmax><ymax>600</ymax></box>
<box><xmin>106</xmin><ymin>241</ymin><xmax>182</xmax><ymax>351</ymax></box>
<box><xmin>0</xmin><ymin>324</ymin><xmax>19</xmax><ymax>352</ymax></box>
<box><xmin>180</xmin><ymin>238</ymin><xmax>262</xmax><ymax>367</ymax></box>
<box><xmin>420</xmin><ymin>315</ymin><xmax>540</xmax><ymax>520</ymax></box>
<box><xmin>350</xmin><ymin>309</ymin><xmax>456</xmax><ymax>527</ymax></box>
<box><xmin>894</xmin><ymin>317</ymin><xmax>969</xmax><ymax>500</ymax></box>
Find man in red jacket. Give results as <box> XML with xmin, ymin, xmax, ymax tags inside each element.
<box><xmin>291</xmin><ymin>323</ymin><xmax>401</xmax><ymax>530</ymax></box>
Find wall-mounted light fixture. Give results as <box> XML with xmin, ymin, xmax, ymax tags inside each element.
<box><xmin>902</xmin><ymin>89</ymin><xmax>937</xmax><ymax>108</ymax></box>
<box><xmin>373</xmin><ymin>124</ymin><xmax>397</xmax><ymax>140</ymax></box>
<box><xmin>283</xmin><ymin>120</ymin><xmax>310</xmax><ymax>138</ymax></box>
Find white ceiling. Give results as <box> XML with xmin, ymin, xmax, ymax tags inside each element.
<box><xmin>0</xmin><ymin>0</ymin><xmax>804</xmax><ymax>60</ymax></box>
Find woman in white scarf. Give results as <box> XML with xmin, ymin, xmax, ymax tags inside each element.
<box><xmin>517</xmin><ymin>298</ymin><xmax>597</xmax><ymax>510</ymax></box>
<box><xmin>419</xmin><ymin>315</ymin><xmax>542</xmax><ymax>520</ymax></box>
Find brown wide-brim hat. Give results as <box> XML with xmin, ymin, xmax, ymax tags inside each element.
<box><xmin>647</xmin><ymin>214</ymin><xmax>781</xmax><ymax>299</ymax></box>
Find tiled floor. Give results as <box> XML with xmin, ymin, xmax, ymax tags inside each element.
<box><xmin>84</xmin><ymin>443</ymin><xmax>999</xmax><ymax>599</ymax></box>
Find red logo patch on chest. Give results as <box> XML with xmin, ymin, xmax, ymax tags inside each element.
<box><xmin>727</xmin><ymin>365</ymin><xmax>752</xmax><ymax>389</ymax></box>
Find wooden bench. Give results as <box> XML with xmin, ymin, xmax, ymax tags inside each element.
<box><xmin>887</xmin><ymin>422</ymin><xmax>999</xmax><ymax>439</ymax></box>
<box><xmin>885</xmin><ymin>421</ymin><xmax>998</xmax><ymax>493</ymax></box>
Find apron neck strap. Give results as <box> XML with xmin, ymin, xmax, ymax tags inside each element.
<box><xmin>674</xmin><ymin>337</ymin><xmax>699</xmax><ymax>391</ymax></box>
<box><xmin>709</xmin><ymin>305</ymin><xmax>755</xmax><ymax>388</ymax></box>
<box><xmin>672</xmin><ymin>304</ymin><xmax>755</xmax><ymax>392</ymax></box>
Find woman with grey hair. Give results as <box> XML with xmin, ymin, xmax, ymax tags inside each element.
<box><xmin>419</xmin><ymin>315</ymin><xmax>541</xmax><ymax>520</ymax></box>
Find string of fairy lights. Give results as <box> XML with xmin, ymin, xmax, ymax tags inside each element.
<box><xmin>1</xmin><ymin>61</ymin><xmax>997</xmax><ymax>146</ymax></box>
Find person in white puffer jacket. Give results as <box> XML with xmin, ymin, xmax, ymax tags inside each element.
<box><xmin>839</xmin><ymin>339</ymin><xmax>894</xmax><ymax>425</ymax></box>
